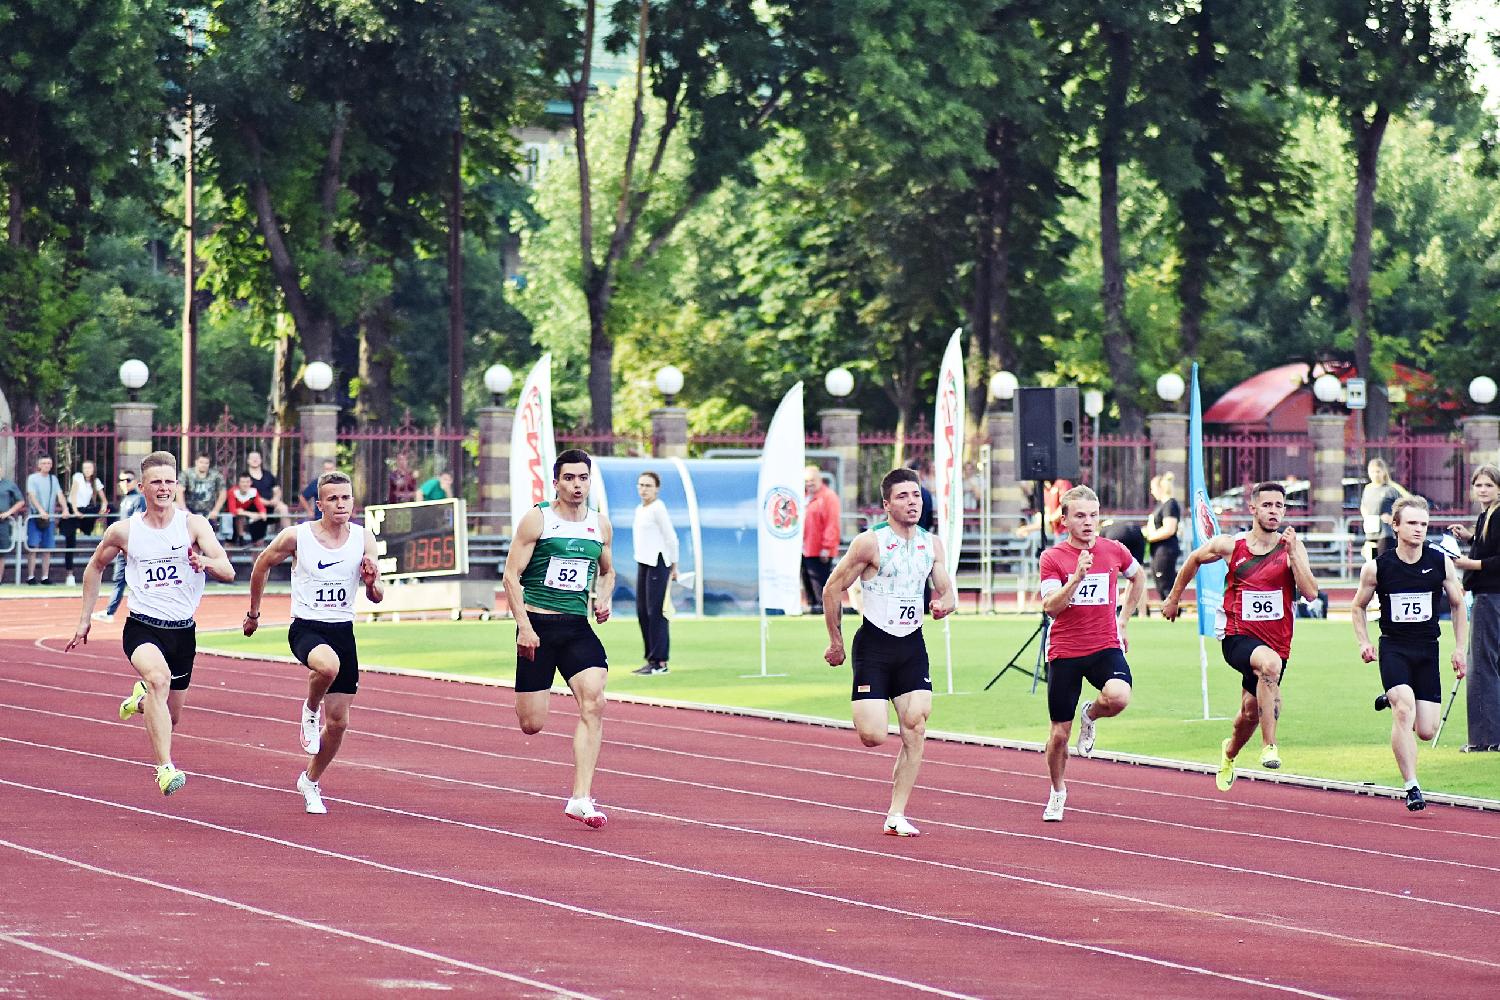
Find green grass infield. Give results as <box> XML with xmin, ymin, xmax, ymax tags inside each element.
<box><xmin>207</xmin><ymin>614</ymin><xmax>1499</xmax><ymax>801</ymax></box>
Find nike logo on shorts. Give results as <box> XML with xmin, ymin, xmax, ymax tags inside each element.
<box><xmin>170</xmin><ymin>544</ymin><xmax>185</xmax><ymax>550</ymax></box>
<box><xmin>317</xmin><ymin>559</ymin><xmax>341</xmax><ymax>569</ymax></box>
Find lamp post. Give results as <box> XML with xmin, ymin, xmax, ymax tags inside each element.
<box><xmin>1312</xmin><ymin>372</ymin><xmax>1343</xmax><ymax>413</ymax></box>
<box><xmin>1469</xmin><ymin>375</ymin><xmax>1496</xmax><ymax>411</ymax></box>
<box><xmin>119</xmin><ymin>359</ymin><xmax>149</xmax><ymax>403</ymax></box>
<box><xmin>304</xmin><ymin>360</ymin><xmax>334</xmax><ymax>402</ymax></box>
<box><xmin>1083</xmin><ymin>388</ymin><xmax>1104</xmax><ymax>486</ymax></box>
<box><xmin>655</xmin><ymin>365</ymin><xmax>684</xmax><ymax>406</ymax></box>
<box><xmin>825</xmin><ymin>366</ymin><xmax>854</xmax><ymax>401</ymax></box>
<box><xmin>1155</xmin><ymin>372</ymin><xmax>1185</xmax><ymax>409</ymax></box>
<box><xmin>484</xmin><ymin>364</ymin><xmax>513</xmax><ymax>406</ymax></box>
<box><xmin>989</xmin><ymin>370</ymin><xmax>1018</xmax><ymax>408</ymax></box>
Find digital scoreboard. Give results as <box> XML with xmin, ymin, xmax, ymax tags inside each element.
<box><xmin>364</xmin><ymin>498</ymin><xmax>469</xmax><ymax>580</ymax></box>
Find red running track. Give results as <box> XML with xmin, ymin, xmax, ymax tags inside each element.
<box><xmin>2</xmin><ymin>605</ymin><xmax>1499</xmax><ymax>997</ymax></box>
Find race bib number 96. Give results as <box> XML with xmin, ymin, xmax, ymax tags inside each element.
<box><xmin>545</xmin><ymin>556</ymin><xmax>590</xmax><ymax>592</ymax></box>
<box><xmin>1241</xmin><ymin>590</ymin><xmax>1284</xmax><ymax>621</ymax></box>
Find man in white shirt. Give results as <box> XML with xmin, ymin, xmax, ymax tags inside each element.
<box><xmin>632</xmin><ymin>470</ymin><xmax>679</xmax><ymax>675</ymax></box>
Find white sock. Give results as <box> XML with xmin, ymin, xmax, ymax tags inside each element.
<box><xmin>1404</xmin><ymin>779</ymin><xmax>1419</xmax><ymax>791</ymax></box>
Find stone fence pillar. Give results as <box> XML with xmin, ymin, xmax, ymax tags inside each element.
<box><xmin>986</xmin><ymin>410</ymin><xmax>1025</xmax><ymax>526</ymax></box>
<box><xmin>1307</xmin><ymin>414</ymin><xmax>1347</xmax><ymax>523</ymax></box>
<box><xmin>650</xmin><ymin>407</ymin><xmax>689</xmax><ymax>459</ymax></box>
<box><xmin>1147</xmin><ymin>413</ymin><xmax>1188</xmax><ymax>496</ymax></box>
<box><xmin>476</xmin><ymin>406</ymin><xmax>513</xmax><ymax>521</ymax></box>
<box><xmin>819</xmin><ymin>408</ymin><xmax>860</xmax><ymax>513</ymax></box>
<box><xmin>1461</xmin><ymin>415</ymin><xmax>1500</xmax><ymax>502</ymax></box>
<box><xmin>113</xmin><ymin>401</ymin><xmax>155</xmax><ymax>479</ymax></box>
<box><xmin>299</xmin><ymin>404</ymin><xmax>339</xmax><ymax>490</ymax></box>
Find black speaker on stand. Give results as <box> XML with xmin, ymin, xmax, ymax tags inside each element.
<box><xmin>986</xmin><ymin>386</ymin><xmax>1082</xmax><ymax>693</ymax></box>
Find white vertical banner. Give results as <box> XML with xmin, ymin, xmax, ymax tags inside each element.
<box><xmin>933</xmin><ymin>328</ymin><xmax>965</xmax><ymax>580</ymax></box>
<box><xmin>509</xmin><ymin>354</ymin><xmax>557</xmax><ymax>533</ymax></box>
<box><xmin>756</xmin><ymin>382</ymin><xmax>806</xmax><ymax>615</ymax></box>
<box><xmin>933</xmin><ymin>329</ymin><xmax>965</xmax><ymax>695</ymax></box>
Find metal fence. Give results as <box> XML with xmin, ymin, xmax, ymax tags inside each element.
<box><xmin>152</xmin><ymin>409</ymin><xmax>302</xmax><ymax>504</ymax></box>
<box><xmin>1080</xmin><ymin>431</ymin><xmax>1153</xmax><ymax>512</ymax></box>
<box><xmin>340</xmin><ymin>412</ymin><xmax>473</xmax><ymax>510</ymax></box>
<box><xmin>1360</xmin><ymin>431</ymin><xmax>1466</xmax><ymax>512</ymax></box>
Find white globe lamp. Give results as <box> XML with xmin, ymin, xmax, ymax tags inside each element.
<box><xmin>303</xmin><ymin>361</ymin><xmax>334</xmax><ymax>393</ymax></box>
<box><xmin>484</xmin><ymin>364</ymin><xmax>513</xmax><ymax>403</ymax></box>
<box><xmin>825</xmin><ymin>366</ymin><xmax>854</xmax><ymax>399</ymax></box>
<box><xmin>119</xmin><ymin>359</ymin><xmax>149</xmax><ymax>401</ymax></box>
<box><xmin>655</xmin><ymin>365</ymin><xmax>685</xmax><ymax>405</ymax></box>
<box><xmin>1313</xmin><ymin>373</ymin><xmax>1342</xmax><ymax>405</ymax></box>
<box><xmin>1155</xmin><ymin>372</ymin><xmax>1186</xmax><ymax>404</ymax></box>
<box><xmin>1469</xmin><ymin>376</ymin><xmax>1497</xmax><ymax>407</ymax></box>
<box><xmin>989</xmin><ymin>370</ymin><xmax>1018</xmax><ymax>402</ymax></box>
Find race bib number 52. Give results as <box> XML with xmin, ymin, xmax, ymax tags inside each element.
<box><xmin>545</xmin><ymin>556</ymin><xmax>590</xmax><ymax>592</ymax></box>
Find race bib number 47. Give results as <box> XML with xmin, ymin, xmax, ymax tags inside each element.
<box><xmin>1241</xmin><ymin>590</ymin><xmax>1284</xmax><ymax>622</ymax></box>
<box><xmin>1071</xmin><ymin>573</ymin><xmax>1110</xmax><ymax>607</ymax></box>
<box><xmin>545</xmin><ymin>556</ymin><xmax>590</xmax><ymax>592</ymax></box>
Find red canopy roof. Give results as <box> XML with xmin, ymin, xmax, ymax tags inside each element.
<box><xmin>1203</xmin><ymin>363</ymin><xmax>1311</xmax><ymax>424</ymax></box>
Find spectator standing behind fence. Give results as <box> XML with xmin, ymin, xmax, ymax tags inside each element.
<box><xmin>300</xmin><ymin>458</ymin><xmax>336</xmax><ymax>520</ymax></box>
<box><xmin>245</xmin><ymin>450</ymin><xmax>291</xmax><ymax>528</ymax></box>
<box><xmin>1449</xmin><ymin>463</ymin><xmax>1500</xmax><ymax>752</ymax></box>
<box><xmin>228</xmin><ymin>473</ymin><xmax>270</xmax><ymax>545</ymax></box>
<box><xmin>178</xmin><ymin>454</ymin><xmax>228</xmax><ymax>537</ymax></box>
<box><xmin>25</xmin><ymin>455</ymin><xmax>66</xmax><ymax>584</ymax></box>
<box><xmin>632</xmin><ymin>471</ymin><xmax>679</xmax><ymax>676</ymax></box>
<box><xmin>1361</xmin><ymin>458</ymin><xmax>1408</xmax><ymax>559</ymax></box>
<box><xmin>61</xmin><ymin>459</ymin><xmax>109</xmax><ymax>582</ymax></box>
<box><xmin>94</xmin><ymin>470</ymin><xmax>146</xmax><ymax>621</ymax></box>
<box><xmin>0</xmin><ymin>463</ymin><xmax>26</xmax><ymax>556</ymax></box>
<box><xmin>388</xmin><ymin>452</ymin><xmax>419</xmax><ymax>504</ymax></box>
<box><xmin>419</xmin><ymin>471</ymin><xmax>453</xmax><ymax>501</ymax></box>
<box><xmin>803</xmin><ymin>465</ymin><xmax>842</xmax><ymax>614</ymax></box>
<box><xmin>1144</xmin><ymin>472</ymin><xmax>1182</xmax><ymax>606</ymax></box>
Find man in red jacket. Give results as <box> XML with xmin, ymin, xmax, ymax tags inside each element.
<box><xmin>802</xmin><ymin>465</ymin><xmax>843</xmax><ymax>614</ymax></box>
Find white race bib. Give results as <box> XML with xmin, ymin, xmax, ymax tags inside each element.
<box><xmin>545</xmin><ymin>556</ymin><xmax>590</xmax><ymax>592</ymax></box>
<box><xmin>864</xmin><ymin>590</ymin><xmax>923</xmax><ymax>636</ymax></box>
<box><xmin>1389</xmin><ymin>592</ymin><xmax>1432</xmax><ymax>623</ymax></box>
<box><xmin>1241</xmin><ymin>590</ymin><xmax>1284</xmax><ymax>622</ymax></box>
<box><xmin>1071</xmin><ymin>573</ymin><xmax>1110</xmax><ymax>607</ymax></box>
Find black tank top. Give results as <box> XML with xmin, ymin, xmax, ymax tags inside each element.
<box><xmin>1375</xmin><ymin>546</ymin><xmax>1446</xmax><ymax>644</ymax></box>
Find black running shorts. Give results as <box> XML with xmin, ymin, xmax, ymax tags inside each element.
<box><xmin>122</xmin><ymin>617</ymin><xmax>196</xmax><ymax>691</ymax></box>
<box><xmin>1047</xmin><ymin>647</ymin><xmax>1132</xmax><ymax>723</ymax></box>
<box><xmin>288</xmin><ymin>619</ymin><xmax>361</xmax><ymax>695</ymax></box>
<box><xmin>1378</xmin><ymin>638</ymin><xmax>1441</xmax><ymax>704</ymax></box>
<box><xmin>1221</xmin><ymin>634</ymin><xmax>1290</xmax><ymax>696</ymax></box>
<box><xmin>850</xmin><ymin>622</ymin><xmax>931</xmax><ymax>702</ymax></box>
<box><xmin>516</xmin><ymin>613</ymin><xmax>608</xmax><ymax>693</ymax></box>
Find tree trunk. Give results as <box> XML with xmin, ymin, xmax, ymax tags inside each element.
<box><xmin>267</xmin><ymin>318</ymin><xmax>294</xmax><ymax>441</ymax></box>
<box><xmin>586</xmin><ymin>275</ymin><xmax>614</xmax><ymax>443</ymax></box>
<box><xmin>1350</xmin><ymin>109</ymin><xmax>1390</xmax><ymax>437</ymax></box>
<box><xmin>447</xmin><ymin>121</ymin><xmax>465</xmax><ymax>482</ymax></box>
<box><xmin>7</xmin><ymin>183</ymin><xmax>23</xmax><ymax>247</ymax></box>
<box><xmin>355</xmin><ymin>294</ymin><xmax>394</xmax><ymax>427</ymax></box>
<box><xmin>1098</xmin><ymin>21</ymin><xmax>1143</xmax><ymax>438</ymax></box>
<box><xmin>966</xmin><ymin>153</ymin><xmax>998</xmax><ymax>444</ymax></box>
<box><xmin>1175</xmin><ymin>5</ymin><xmax>1218</xmax><ymax>362</ymax></box>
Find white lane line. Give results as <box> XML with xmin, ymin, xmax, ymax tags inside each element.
<box><xmin>51</xmin><ymin>730</ymin><xmax>1500</xmax><ymax>974</ymax></box>
<box><xmin>0</xmin><ymin>931</ymin><xmax>206</xmax><ymax>998</ymax></box>
<box><xmin>21</xmin><ymin>646</ymin><xmax>1500</xmax><ymax>841</ymax></box>
<box><xmin>0</xmin><ymin>778</ymin><xmax>1336</xmax><ymax>1000</ymax></box>
<box><xmin>7</xmin><ymin>676</ymin><xmax>1500</xmax><ymax>882</ymax></box>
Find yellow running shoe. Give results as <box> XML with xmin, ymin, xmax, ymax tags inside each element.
<box><xmin>156</xmin><ymin>765</ymin><xmax>186</xmax><ymax>796</ymax></box>
<box><xmin>1215</xmin><ymin>738</ymin><xmax>1237</xmax><ymax>792</ymax></box>
<box><xmin>1259</xmin><ymin>743</ymin><xmax>1281</xmax><ymax>770</ymax></box>
<box><xmin>119</xmin><ymin>681</ymin><xmax>147</xmax><ymax>721</ymax></box>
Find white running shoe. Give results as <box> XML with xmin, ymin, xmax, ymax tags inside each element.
<box><xmin>1042</xmin><ymin>788</ymin><xmax>1067</xmax><ymax>822</ymax></box>
<box><xmin>1076</xmin><ymin>702</ymin><xmax>1097</xmax><ymax>757</ymax></box>
<box><xmin>884</xmin><ymin>814</ymin><xmax>921</xmax><ymax>837</ymax></box>
<box><xmin>300</xmin><ymin>701</ymin><xmax>322</xmax><ymax>755</ymax></box>
<box><xmin>297</xmin><ymin>771</ymin><xmax>327</xmax><ymax>814</ymax></box>
<box><xmin>564</xmin><ymin>796</ymin><xmax>608</xmax><ymax>829</ymax></box>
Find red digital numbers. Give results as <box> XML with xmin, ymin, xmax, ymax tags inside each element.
<box><xmin>401</xmin><ymin>533</ymin><xmax>456</xmax><ymax>572</ymax></box>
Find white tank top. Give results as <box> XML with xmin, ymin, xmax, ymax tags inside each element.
<box><xmin>290</xmin><ymin>522</ymin><xmax>365</xmax><ymax>622</ymax></box>
<box><xmin>124</xmin><ymin>508</ymin><xmax>205</xmax><ymax>622</ymax></box>
<box><xmin>861</xmin><ymin>522</ymin><xmax>935</xmax><ymax>637</ymax></box>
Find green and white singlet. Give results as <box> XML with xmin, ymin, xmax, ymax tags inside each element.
<box><xmin>520</xmin><ymin>502</ymin><xmax>604</xmax><ymax>615</ymax></box>
<box><xmin>862</xmin><ymin>521</ymin><xmax>935</xmax><ymax>637</ymax></box>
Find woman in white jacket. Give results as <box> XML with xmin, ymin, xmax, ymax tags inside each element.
<box><xmin>632</xmin><ymin>471</ymin><xmax>679</xmax><ymax>675</ymax></box>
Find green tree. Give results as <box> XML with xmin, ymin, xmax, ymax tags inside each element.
<box><xmin>1298</xmin><ymin>0</ymin><xmax>1475</xmax><ymax>434</ymax></box>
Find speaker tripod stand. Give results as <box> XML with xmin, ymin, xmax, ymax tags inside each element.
<box><xmin>985</xmin><ymin>479</ymin><xmax>1050</xmax><ymax>693</ymax></box>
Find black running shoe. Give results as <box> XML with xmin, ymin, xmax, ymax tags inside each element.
<box><xmin>1405</xmin><ymin>786</ymin><xmax>1426</xmax><ymax>812</ymax></box>
<box><xmin>1374</xmin><ymin>693</ymin><xmax>1390</xmax><ymax>712</ymax></box>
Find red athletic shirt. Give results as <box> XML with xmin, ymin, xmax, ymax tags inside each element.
<box><xmin>1220</xmin><ymin>535</ymin><xmax>1296</xmax><ymax>660</ymax></box>
<box><xmin>1039</xmin><ymin>537</ymin><xmax>1137</xmax><ymax>660</ymax></box>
